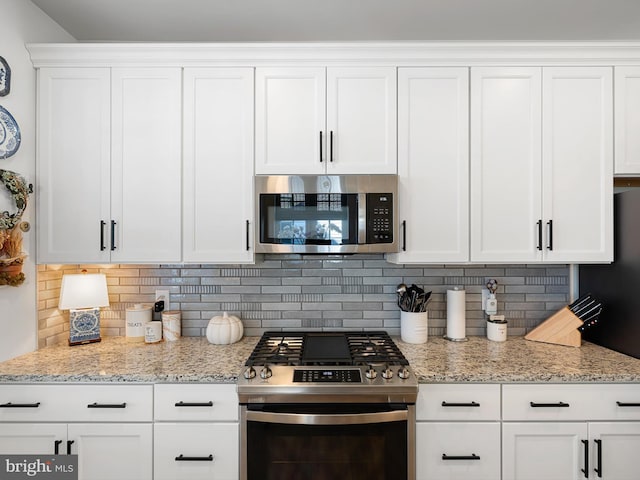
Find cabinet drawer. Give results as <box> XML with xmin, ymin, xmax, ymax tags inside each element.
<box><xmin>0</xmin><ymin>384</ymin><xmax>153</xmax><ymax>422</ymax></box>
<box><xmin>416</xmin><ymin>422</ymin><xmax>500</xmax><ymax>480</ymax></box>
<box><xmin>154</xmin><ymin>423</ymin><xmax>239</xmax><ymax>480</ymax></box>
<box><xmin>154</xmin><ymin>384</ymin><xmax>238</xmax><ymax>421</ymax></box>
<box><xmin>417</xmin><ymin>384</ymin><xmax>500</xmax><ymax>421</ymax></box>
<box><xmin>503</xmin><ymin>384</ymin><xmax>611</xmax><ymax>420</ymax></box>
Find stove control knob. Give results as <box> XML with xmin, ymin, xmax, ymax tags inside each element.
<box><xmin>260</xmin><ymin>366</ymin><xmax>273</xmax><ymax>380</ymax></box>
<box><xmin>398</xmin><ymin>367</ymin><xmax>411</xmax><ymax>380</ymax></box>
<box><xmin>365</xmin><ymin>366</ymin><xmax>377</xmax><ymax>380</ymax></box>
<box><xmin>244</xmin><ymin>366</ymin><xmax>256</xmax><ymax>380</ymax></box>
<box><xmin>382</xmin><ymin>366</ymin><xmax>394</xmax><ymax>380</ymax></box>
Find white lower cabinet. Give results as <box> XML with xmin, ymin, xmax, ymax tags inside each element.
<box><xmin>153</xmin><ymin>384</ymin><xmax>239</xmax><ymax>480</ymax></box>
<box><xmin>502</xmin><ymin>384</ymin><xmax>640</xmax><ymax>480</ymax></box>
<box><xmin>0</xmin><ymin>423</ymin><xmax>68</xmax><ymax>454</ymax></box>
<box><xmin>69</xmin><ymin>423</ymin><xmax>152</xmax><ymax>480</ymax></box>
<box><xmin>416</xmin><ymin>384</ymin><xmax>501</xmax><ymax>480</ymax></box>
<box><xmin>417</xmin><ymin>422</ymin><xmax>500</xmax><ymax>480</ymax></box>
<box><xmin>154</xmin><ymin>423</ymin><xmax>238</xmax><ymax>480</ymax></box>
<box><xmin>0</xmin><ymin>385</ymin><xmax>153</xmax><ymax>480</ymax></box>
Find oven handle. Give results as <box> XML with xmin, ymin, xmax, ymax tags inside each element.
<box><xmin>245</xmin><ymin>409</ymin><xmax>407</xmax><ymax>426</ymax></box>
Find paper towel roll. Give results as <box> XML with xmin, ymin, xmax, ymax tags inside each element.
<box><xmin>446</xmin><ymin>287</ymin><xmax>466</xmax><ymax>340</ymax></box>
<box><xmin>162</xmin><ymin>310</ymin><xmax>181</xmax><ymax>342</ymax></box>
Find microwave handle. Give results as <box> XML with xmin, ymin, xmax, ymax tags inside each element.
<box><xmin>358</xmin><ymin>193</ymin><xmax>367</xmax><ymax>244</ymax></box>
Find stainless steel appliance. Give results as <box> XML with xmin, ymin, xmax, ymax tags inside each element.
<box><xmin>255</xmin><ymin>175</ymin><xmax>398</xmax><ymax>254</ymax></box>
<box><xmin>237</xmin><ymin>331</ymin><xmax>418</xmax><ymax>480</ymax></box>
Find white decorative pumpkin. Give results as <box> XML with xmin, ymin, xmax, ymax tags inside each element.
<box><xmin>206</xmin><ymin>312</ymin><xmax>243</xmax><ymax>345</ymax></box>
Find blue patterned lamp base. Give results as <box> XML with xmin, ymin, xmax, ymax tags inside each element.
<box><xmin>69</xmin><ymin>307</ymin><xmax>102</xmax><ymax>346</ymax></box>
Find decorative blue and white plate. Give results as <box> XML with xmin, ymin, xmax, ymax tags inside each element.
<box><xmin>0</xmin><ymin>105</ymin><xmax>21</xmax><ymax>159</ymax></box>
<box><xmin>0</xmin><ymin>56</ymin><xmax>9</xmax><ymax>97</ymax></box>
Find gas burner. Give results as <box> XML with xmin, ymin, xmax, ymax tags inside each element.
<box><xmin>245</xmin><ymin>331</ymin><xmax>409</xmax><ymax>367</ymax></box>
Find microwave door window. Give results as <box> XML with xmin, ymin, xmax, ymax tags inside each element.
<box><xmin>261</xmin><ymin>194</ymin><xmax>358</xmax><ymax>246</ymax></box>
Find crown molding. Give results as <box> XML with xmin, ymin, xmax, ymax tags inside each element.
<box><xmin>26</xmin><ymin>42</ymin><xmax>640</xmax><ymax>68</ymax></box>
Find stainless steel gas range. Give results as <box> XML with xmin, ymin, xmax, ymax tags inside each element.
<box><xmin>237</xmin><ymin>331</ymin><xmax>418</xmax><ymax>480</ymax></box>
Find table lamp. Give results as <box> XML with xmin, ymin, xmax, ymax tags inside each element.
<box><xmin>59</xmin><ymin>272</ymin><xmax>109</xmax><ymax>345</ymax></box>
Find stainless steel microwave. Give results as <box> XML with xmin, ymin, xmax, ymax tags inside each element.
<box><xmin>255</xmin><ymin>175</ymin><xmax>398</xmax><ymax>254</ymax></box>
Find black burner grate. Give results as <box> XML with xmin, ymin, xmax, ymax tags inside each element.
<box><xmin>245</xmin><ymin>331</ymin><xmax>408</xmax><ymax>367</ymax></box>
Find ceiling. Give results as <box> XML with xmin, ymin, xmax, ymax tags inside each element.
<box><xmin>30</xmin><ymin>0</ymin><xmax>640</xmax><ymax>43</ymax></box>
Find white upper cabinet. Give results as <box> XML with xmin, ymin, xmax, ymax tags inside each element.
<box><xmin>37</xmin><ymin>68</ymin><xmax>112</xmax><ymax>264</ymax></box>
<box><xmin>37</xmin><ymin>67</ymin><xmax>182</xmax><ymax>264</ymax></box>
<box><xmin>110</xmin><ymin>68</ymin><xmax>182</xmax><ymax>263</ymax></box>
<box><xmin>471</xmin><ymin>66</ymin><xmax>613</xmax><ymax>263</ymax></box>
<box><xmin>255</xmin><ymin>67</ymin><xmax>396</xmax><ymax>175</ymax></box>
<box><xmin>182</xmin><ymin>68</ymin><xmax>254</xmax><ymax>263</ymax></box>
<box><xmin>541</xmin><ymin>67</ymin><xmax>613</xmax><ymax>263</ymax></box>
<box><xmin>615</xmin><ymin>66</ymin><xmax>640</xmax><ymax>175</ymax></box>
<box><xmin>387</xmin><ymin>67</ymin><xmax>469</xmax><ymax>264</ymax></box>
<box><xmin>471</xmin><ymin>67</ymin><xmax>543</xmax><ymax>263</ymax></box>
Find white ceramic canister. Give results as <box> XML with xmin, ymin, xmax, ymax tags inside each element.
<box><xmin>487</xmin><ymin>315</ymin><xmax>508</xmax><ymax>342</ymax></box>
<box><xmin>161</xmin><ymin>310</ymin><xmax>181</xmax><ymax>341</ymax></box>
<box><xmin>125</xmin><ymin>304</ymin><xmax>152</xmax><ymax>342</ymax></box>
<box><xmin>144</xmin><ymin>321</ymin><xmax>163</xmax><ymax>343</ymax></box>
<box><xmin>400</xmin><ymin>311</ymin><xmax>428</xmax><ymax>344</ymax></box>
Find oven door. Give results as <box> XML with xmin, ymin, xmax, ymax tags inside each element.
<box><xmin>240</xmin><ymin>404</ymin><xmax>415</xmax><ymax>480</ymax></box>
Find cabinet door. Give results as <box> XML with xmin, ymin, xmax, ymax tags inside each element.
<box><xmin>326</xmin><ymin>67</ymin><xmax>397</xmax><ymax>174</ymax></box>
<box><xmin>37</xmin><ymin>68</ymin><xmax>111</xmax><ymax>264</ymax></box>
<box><xmin>255</xmin><ymin>67</ymin><xmax>326</xmax><ymax>174</ymax></box>
<box><xmin>502</xmin><ymin>422</ymin><xmax>588</xmax><ymax>480</ymax></box>
<box><xmin>0</xmin><ymin>423</ymin><xmax>67</xmax><ymax>454</ymax></box>
<box><xmin>542</xmin><ymin>67</ymin><xmax>613</xmax><ymax>263</ymax></box>
<box><xmin>388</xmin><ymin>67</ymin><xmax>468</xmax><ymax>263</ymax></box>
<box><xmin>589</xmin><ymin>422</ymin><xmax>640</xmax><ymax>480</ymax></box>
<box><xmin>183</xmin><ymin>68</ymin><xmax>254</xmax><ymax>263</ymax></box>
<box><xmin>470</xmin><ymin>67</ymin><xmax>543</xmax><ymax>262</ymax></box>
<box><xmin>614</xmin><ymin>67</ymin><xmax>640</xmax><ymax>175</ymax></box>
<box><xmin>417</xmin><ymin>422</ymin><xmax>500</xmax><ymax>480</ymax></box>
<box><xmin>154</xmin><ymin>423</ymin><xmax>239</xmax><ymax>480</ymax></box>
<box><xmin>111</xmin><ymin>68</ymin><xmax>182</xmax><ymax>262</ymax></box>
<box><xmin>68</xmin><ymin>423</ymin><xmax>152</xmax><ymax>480</ymax></box>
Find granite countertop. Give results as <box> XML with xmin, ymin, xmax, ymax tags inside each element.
<box><xmin>0</xmin><ymin>336</ymin><xmax>639</xmax><ymax>384</ymax></box>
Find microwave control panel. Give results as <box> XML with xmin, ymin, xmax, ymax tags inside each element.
<box><xmin>366</xmin><ymin>193</ymin><xmax>393</xmax><ymax>244</ymax></box>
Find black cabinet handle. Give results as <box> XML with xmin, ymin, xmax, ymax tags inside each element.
<box><xmin>536</xmin><ymin>219</ymin><xmax>543</xmax><ymax>250</ymax></box>
<box><xmin>0</xmin><ymin>402</ymin><xmax>41</xmax><ymax>408</ymax></box>
<box><xmin>441</xmin><ymin>401</ymin><xmax>480</xmax><ymax>407</ymax></box>
<box><xmin>175</xmin><ymin>454</ymin><xmax>213</xmax><ymax>462</ymax></box>
<box><xmin>100</xmin><ymin>220</ymin><xmax>106</xmax><ymax>251</ymax></box>
<box><xmin>547</xmin><ymin>219</ymin><xmax>553</xmax><ymax>251</ymax></box>
<box><xmin>87</xmin><ymin>402</ymin><xmax>127</xmax><ymax>409</ymax></box>
<box><xmin>66</xmin><ymin>440</ymin><xmax>74</xmax><ymax>455</ymax></box>
<box><xmin>319</xmin><ymin>131</ymin><xmax>323</xmax><ymax>163</ymax></box>
<box><xmin>329</xmin><ymin>131</ymin><xmax>334</xmax><ymax>162</ymax></box>
<box><xmin>175</xmin><ymin>401</ymin><xmax>214</xmax><ymax>407</ymax></box>
<box><xmin>401</xmin><ymin>220</ymin><xmax>407</xmax><ymax>251</ymax></box>
<box><xmin>581</xmin><ymin>439</ymin><xmax>589</xmax><ymax>478</ymax></box>
<box><xmin>246</xmin><ymin>219</ymin><xmax>250</xmax><ymax>251</ymax></box>
<box><xmin>442</xmin><ymin>454</ymin><xmax>480</xmax><ymax>461</ymax></box>
<box><xmin>616</xmin><ymin>401</ymin><xmax>640</xmax><ymax>407</ymax></box>
<box><xmin>530</xmin><ymin>401</ymin><xmax>570</xmax><ymax>408</ymax></box>
<box><xmin>110</xmin><ymin>220</ymin><xmax>117</xmax><ymax>251</ymax></box>
<box><xmin>594</xmin><ymin>438</ymin><xmax>602</xmax><ymax>477</ymax></box>
<box><xmin>54</xmin><ymin>440</ymin><xmax>63</xmax><ymax>455</ymax></box>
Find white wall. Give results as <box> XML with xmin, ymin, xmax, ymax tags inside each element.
<box><xmin>0</xmin><ymin>0</ymin><xmax>74</xmax><ymax>361</ymax></box>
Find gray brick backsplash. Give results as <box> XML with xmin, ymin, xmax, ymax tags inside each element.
<box><xmin>36</xmin><ymin>255</ymin><xmax>570</xmax><ymax>348</ymax></box>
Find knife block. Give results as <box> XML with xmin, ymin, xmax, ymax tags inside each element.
<box><xmin>524</xmin><ymin>307</ymin><xmax>582</xmax><ymax>347</ymax></box>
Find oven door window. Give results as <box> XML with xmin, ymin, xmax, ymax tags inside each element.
<box><xmin>246</xmin><ymin>408</ymin><xmax>407</xmax><ymax>480</ymax></box>
<box><xmin>259</xmin><ymin>193</ymin><xmax>358</xmax><ymax>246</ymax></box>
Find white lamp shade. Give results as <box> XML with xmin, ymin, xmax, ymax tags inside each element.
<box><xmin>59</xmin><ymin>273</ymin><xmax>110</xmax><ymax>310</ymax></box>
